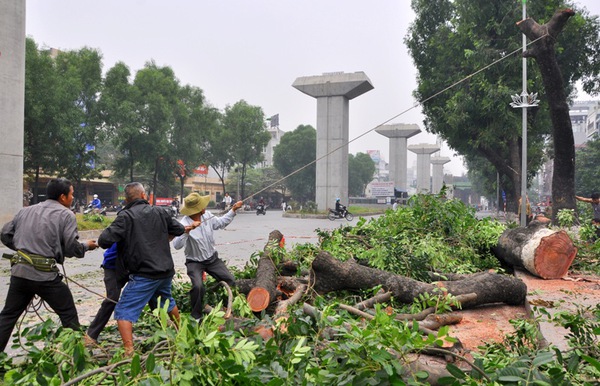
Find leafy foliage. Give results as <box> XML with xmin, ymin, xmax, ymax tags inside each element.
<box><xmin>223</xmin><ymin>100</ymin><xmax>271</xmax><ymax>200</ymax></box>
<box><xmin>273</xmin><ymin>124</ymin><xmax>317</xmax><ymax>203</ymax></box>
<box><xmin>348</xmin><ymin>152</ymin><xmax>376</xmax><ymax>197</ymax></box>
<box><xmin>318</xmin><ymin>193</ymin><xmax>504</xmax><ymax>280</ymax></box>
<box><xmin>405</xmin><ymin>0</ymin><xmax>600</xmax><ymax>213</ymax></box>
<box><xmin>4</xmin><ymin>195</ymin><xmax>600</xmax><ymax>384</ymax></box>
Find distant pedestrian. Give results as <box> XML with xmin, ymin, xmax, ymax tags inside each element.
<box><xmin>222</xmin><ymin>193</ymin><xmax>232</xmax><ymax>210</ymax></box>
<box><xmin>575</xmin><ymin>192</ymin><xmax>600</xmax><ymax>220</ymax></box>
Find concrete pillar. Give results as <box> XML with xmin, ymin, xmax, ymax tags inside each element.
<box><xmin>408</xmin><ymin>144</ymin><xmax>440</xmax><ymax>193</ymax></box>
<box><xmin>431</xmin><ymin>157</ymin><xmax>451</xmax><ymax>194</ymax></box>
<box><xmin>293</xmin><ymin>72</ymin><xmax>373</xmax><ymax>210</ymax></box>
<box><xmin>375</xmin><ymin>123</ymin><xmax>420</xmax><ymax>192</ymax></box>
<box><xmin>0</xmin><ymin>0</ymin><xmax>25</xmax><ymax>225</ymax></box>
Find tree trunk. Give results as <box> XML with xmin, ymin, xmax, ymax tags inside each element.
<box><xmin>310</xmin><ymin>251</ymin><xmax>527</xmax><ymax>307</ymax></box>
<box><xmin>517</xmin><ymin>9</ymin><xmax>577</xmax><ymax>223</ymax></box>
<box><xmin>246</xmin><ymin>230</ymin><xmax>284</xmax><ymax>312</ymax></box>
<box><xmin>492</xmin><ymin>219</ymin><xmax>577</xmax><ymax>279</ymax></box>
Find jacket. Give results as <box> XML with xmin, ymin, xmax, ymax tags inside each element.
<box><xmin>98</xmin><ymin>199</ymin><xmax>184</xmax><ymax>279</ymax></box>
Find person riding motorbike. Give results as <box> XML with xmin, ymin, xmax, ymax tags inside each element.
<box><xmin>91</xmin><ymin>194</ymin><xmax>101</xmax><ymax>209</ymax></box>
<box><xmin>256</xmin><ymin>197</ymin><xmax>267</xmax><ymax>215</ymax></box>
<box><xmin>88</xmin><ymin>194</ymin><xmax>104</xmax><ymax>214</ymax></box>
<box><xmin>335</xmin><ymin>198</ymin><xmax>347</xmax><ymax>217</ymax></box>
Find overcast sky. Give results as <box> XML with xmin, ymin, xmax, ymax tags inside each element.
<box><xmin>26</xmin><ymin>0</ymin><xmax>600</xmax><ymax>176</ymax></box>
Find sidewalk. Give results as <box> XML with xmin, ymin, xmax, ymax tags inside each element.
<box><xmin>515</xmin><ymin>268</ymin><xmax>600</xmax><ymax>351</ymax></box>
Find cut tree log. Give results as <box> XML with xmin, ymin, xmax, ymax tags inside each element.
<box><xmin>246</xmin><ymin>230</ymin><xmax>284</xmax><ymax>312</ymax></box>
<box><xmin>492</xmin><ymin>219</ymin><xmax>577</xmax><ymax>279</ymax></box>
<box><xmin>310</xmin><ymin>250</ymin><xmax>527</xmax><ymax>307</ymax></box>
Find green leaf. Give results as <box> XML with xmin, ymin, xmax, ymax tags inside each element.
<box><xmin>146</xmin><ymin>352</ymin><xmax>156</xmax><ymax>373</ymax></box>
<box><xmin>581</xmin><ymin>354</ymin><xmax>600</xmax><ymax>371</ymax></box>
<box><xmin>130</xmin><ymin>354</ymin><xmax>141</xmax><ymax>377</ymax></box>
<box><xmin>73</xmin><ymin>343</ymin><xmax>86</xmax><ymax>372</ymax></box>
<box><xmin>532</xmin><ymin>351</ymin><xmax>555</xmax><ymax>367</ymax></box>
<box><xmin>445</xmin><ymin>363</ymin><xmax>466</xmax><ymax>379</ymax></box>
<box><xmin>498</xmin><ymin>375</ymin><xmax>526</xmax><ymax>381</ymax></box>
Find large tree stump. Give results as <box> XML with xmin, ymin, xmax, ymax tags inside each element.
<box><xmin>246</xmin><ymin>230</ymin><xmax>284</xmax><ymax>312</ymax></box>
<box><xmin>310</xmin><ymin>251</ymin><xmax>527</xmax><ymax>307</ymax></box>
<box><xmin>492</xmin><ymin>220</ymin><xmax>577</xmax><ymax>279</ymax></box>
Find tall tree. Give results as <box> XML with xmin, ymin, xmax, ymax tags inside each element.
<box><xmin>273</xmin><ymin>125</ymin><xmax>317</xmax><ymax>202</ymax></box>
<box><xmin>517</xmin><ymin>7</ymin><xmax>600</xmax><ymax>219</ymax></box>
<box><xmin>406</xmin><ymin>0</ymin><xmax>600</xmax><ymax>214</ymax></box>
<box><xmin>348</xmin><ymin>152</ymin><xmax>376</xmax><ymax>197</ymax></box>
<box><xmin>53</xmin><ymin>47</ymin><xmax>103</xmax><ymax>202</ymax></box>
<box><xmin>204</xmin><ymin>113</ymin><xmax>234</xmax><ymax>196</ymax></box>
<box><xmin>406</xmin><ymin>0</ymin><xmax>548</xmax><ymax>212</ymax></box>
<box><xmin>23</xmin><ymin>38</ymin><xmax>64</xmax><ymax>203</ymax></box>
<box><xmin>171</xmin><ymin>85</ymin><xmax>216</xmax><ymax>200</ymax></box>
<box><xmin>99</xmin><ymin>62</ymin><xmax>141</xmax><ymax>182</ymax></box>
<box><xmin>223</xmin><ymin>100</ymin><xmax>271</xmax><ymax>200</ymax></box>
<box><xmin>132</xmin><ymin>61</ymin><xmax>180</xmax><ymax>203</ymax></box>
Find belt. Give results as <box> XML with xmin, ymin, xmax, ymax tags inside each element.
<box><xmin>2</xmin><ymin>250</ymin><xmax>59</xmax><ymax>273</ymax></box>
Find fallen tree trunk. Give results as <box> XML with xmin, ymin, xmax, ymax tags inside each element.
<box><xmin>237</xmin><ymin>276</ymin><xmax>306</xmax><ymax>296</ymax></box>
<box><xmin>310</xmin><ymin>251</ymin><xmax>527</xmax><ymax>307</ymax></box>
<box><xmin>492</xmin><ymin>219</ymin><xmax>577</xmax><ymax>279</ymax></box>
<box><xmin>247</xmin><ymin>230</ymin><xmax>284</xmax><ymax>312</ymax></box>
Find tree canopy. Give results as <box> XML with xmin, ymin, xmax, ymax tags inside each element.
<box><xmin>24</xmin><ymin>38</ymin><xmax>103</xmax><ymax>203</ymax></box>
<box><xmin>348</xmin><ymin>152</ymin><xmax>376</xmax><ymax>197</ymax></box>
<box><xmin>273</xmin><ymin>125</ymin><xmax>317</xmax><ymax>203</ymax></box>
<box><xmin>222</xmin><ymin>100</ymin><xmax>271</xmax><ymax>200</ymax></box>
<box><xmin>406</xmin><ymin>0</ymin><xmax>600</xmax><ymax>212</ymax></box>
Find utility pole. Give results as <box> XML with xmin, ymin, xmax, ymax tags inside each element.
<box><xmin>510</xmin><ymin>0</ymin><xmax>539</xmax><ymax>226</ymax></box>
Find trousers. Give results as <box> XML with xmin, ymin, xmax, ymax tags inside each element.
<box><xmin>86</xmin><ymin>268</ymin><xmax>128</xmax><ymax>341</ymax></box>
<box><xmin>186</xmin><ymin>252</ymin><xmax>235</xmax><ymax>319</ymax></box>
<box><xmin>0</xmin><ymin>275</ymin><xmax>79</xmax><ymax>352</ymax></box>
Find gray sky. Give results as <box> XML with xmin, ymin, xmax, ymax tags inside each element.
<box><xmin>26</xmin><ymin>0</ymin><xmax>600</xmax><ymax>176</ymax></box>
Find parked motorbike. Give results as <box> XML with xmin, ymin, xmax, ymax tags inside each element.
<box><xmin>159</xmin><ymin>205</ymin><xmax>178</xmax><ymax>218</ymax></box>
<box><xmin>328</xmin><ymin>208</ymin><xmax>353</xmax><ymax>221</ymax></box>
<box><xmin>256</xmin><ymin>204</ymin><xmax>267</xmax><ymax>215</ymax></box>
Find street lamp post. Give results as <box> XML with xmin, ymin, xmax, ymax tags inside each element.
<box><xmin>510</xmin><ymin>0</ymin><xmax>539</xmax><ymax>226</ymax></box>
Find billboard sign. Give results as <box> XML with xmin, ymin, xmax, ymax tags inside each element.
<box><xmin>194</xmin><ymin>164</ymin><xmax>209</xmax><ymax>175</ymax></box>
<box><xmin>370</xmin><ymin>181</ymin><xmax>395</xmax><ymax>197</ymax></box>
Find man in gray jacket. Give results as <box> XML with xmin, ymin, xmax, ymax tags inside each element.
<box><xmin>0</xmin><ymin>178</ymin><xmax>98</xmax><ymax>352</ymax></box>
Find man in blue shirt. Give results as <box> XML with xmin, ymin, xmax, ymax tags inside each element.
<box><xmin>91</xmin><ymin>194</ymin><xmax>102</xmax><ymax>210</ymax></box>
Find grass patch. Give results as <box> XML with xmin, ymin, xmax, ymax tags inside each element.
<box><xmin>76</xmin><ymin>213</ymin><xmax>113</xmax><ymax>230</ymax></box>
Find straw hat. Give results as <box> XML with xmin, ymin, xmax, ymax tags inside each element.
<box><xmin>180</xmin><ymin>192</ymin><xmax>210</xmax><ymax>216</ymax></box>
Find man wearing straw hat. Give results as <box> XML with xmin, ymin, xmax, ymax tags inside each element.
<box><xmin>173</xmin><ymin>192</ymin><xmax>242</xmax><ymax>321</ymax></box>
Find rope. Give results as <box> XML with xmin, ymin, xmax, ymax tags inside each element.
<box><xmin>9</xmin><ymin>30</ymin><xmax>550</xmax><ymax>347</ymax></box>
<box><xmin>201</xmin><ymin>32</ymin><xmax>550</xmax><ymax>223</ymax></box>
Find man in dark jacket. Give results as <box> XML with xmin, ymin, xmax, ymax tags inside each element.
<box><xmin>0</xmin><ymin>178</ymin><xmax>98</xmax><ymax>352</ymax></box>
<box><xmin>97</xmin><ymin>182</ymin><xmax>194</xmax><ymax>356</ymax></box>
